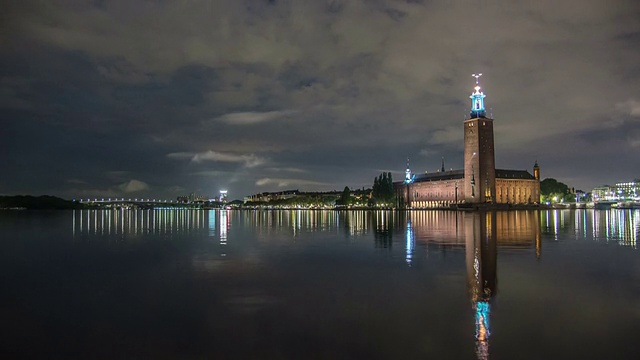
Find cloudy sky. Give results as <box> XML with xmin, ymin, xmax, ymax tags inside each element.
<box><xmin>1</xmin><ymin>0</ymin><xmax>639</xmax><ymax>200</ymax></box>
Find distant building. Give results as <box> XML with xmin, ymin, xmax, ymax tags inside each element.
<box><xmin>614</xmin><ymin>180</ymin><xmax>640</xmax><ymax>201</ymax></box>
<box><xmin>395</xmin><ymin>76</ymin><xmax>540</xmax><ymax>207</ymax></box>
<box><xmin>592</xmin><ymin>180</ymin><xmax>639</xmax><ymax>202</ymax></box>
<box><xmin>177</xmin><ymin>193</ymin><xmax>209</xmax><ymax>203</ymax></box>
<box><xmin>244</xmin><ymin>190</ymin><xmax>300</xmax><ymax>203</ymax></box>
<box><xmin>591</xmin><ymin>185</ymin><xmax>611</xmax><ymax>201</ymax></box>
<box><xmin>575</xmin><ymin>189</ymin><xmax>587</xmax><ymax>202</ymax></box>
<box><xmin>219</xmin><ymin>190</ymin><xmax>228</xmax><ymax>203</ymax></box>
<box><xmin>243</xmin><ymin>189</ymin><xmax>347</xmax><ymax>204</ymax></box>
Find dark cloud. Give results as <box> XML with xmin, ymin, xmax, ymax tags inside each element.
<box><xmin>2</xmin><ymin>0</ymin><xmax>640</xmax><ymax>199</ymax></box>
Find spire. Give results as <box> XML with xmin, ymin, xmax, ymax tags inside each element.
<box><xmin>533</xmin><ymin>160</ymin><xmax>540</xmax><ymax>180</ymax></box>
<box><xmin>441</xmin><ymin>157</ymin><xmax>445</xmax><ymax>172</ymax></box>
<box><xmin>470</xmin><ymin>73</ymin><xmax>487</xmax><ymax>118</ymax></box>
<box><xmin>404</xmin><ymin>157</ymin><xmax>415</xmax><ymax>184</ymax></box>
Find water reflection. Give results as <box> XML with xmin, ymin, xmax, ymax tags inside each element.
<box><xmin>541</xmin><ymin>209</ymin><xmax>639</xmax><ymax>248</ymax></box>
<box><xmin>73</xmin><ymin>209</ymin><xmax>209</xmax><ymax>237</ymax></box>
<box><xmin>73</xmin><ymin>208</ymin><xmax>638</xmax><ymax>252</ymax></box>
<box><xmin>220</xmin><ymin>210</ymin><xmax>228</xmax><ymax>256</ymax></box>
<box><xmin>406</xmin><ymin>219</ymin><xmax>414</xmax><ymax>265</ymax></box>
<box><xmin>208</xmin><ymin>210</ymin><xmax>216</xmax><ymax>237</ymax></box>
<box><xmin>52</xmin><ymin>208</ymin><xmax>640</xmax><ymax>358</ymax></box>
<box><xmin>243</xmin><ymin>210</ymin><xmax>342</xmax><ymax>233</ymax></box>
<box><xmin>399</xmin><ymin>210</ymin><xmax>539</xmax><ymax>247</ymax></box>
<box><xmin>402</xmin><ymin>210</ymin><xmax>540</xmax><ymax>359</ymax></box>
<box><xmin>465</xmin><ymin>212</ymin><xmax>497</xmax><ymax>360</ymax></box>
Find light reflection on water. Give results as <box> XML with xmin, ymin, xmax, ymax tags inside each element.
<box><xmin>69</xmin><ymin>209</ymin><xmax>563</xmax><ymax>358</ymax></box>
<box><xmin>3</xmin><ymin>209</ymin><xmax>639</xmax><ymax>358</ymax></box>
<box><xmin>72</xmin><ymin>208</ymin><xmax>209</xmax><ymax>237</ymax></box>
<box><xmin>74</xmin><ymin>208</ymin><xmax>639</xmax><ymax>249</ymax></box>
<box><xmin>541</xmin><ymin>209</ymin><xmax>639</xmax><ymax>248</ymax></box>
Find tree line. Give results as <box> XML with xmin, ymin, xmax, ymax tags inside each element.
<box><xmin>371</xmin><ymin>172</ymin><xmax>394</xmax><ymax>205</ymax></box>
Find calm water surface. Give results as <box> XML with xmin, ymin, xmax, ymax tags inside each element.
<box><xmin>1</xmin><ymin>209</ymin><xmax>639</xmax><ymax>359</ymax></box>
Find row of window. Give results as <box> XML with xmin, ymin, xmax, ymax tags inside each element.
<box><xmin>412</xmin><ymin>190</ymin><xmax>457</xmax><ymax>199</ymax></box>
<box><xmin>497</xmin><ymin>187</ymin><xmax>534</xmax><ymax>196</ymax></box>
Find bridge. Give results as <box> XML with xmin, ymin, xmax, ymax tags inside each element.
<box><xmin>75</xmin><ymin>198</ymin><xmax>223</xmax><ymax>209</ymax></box>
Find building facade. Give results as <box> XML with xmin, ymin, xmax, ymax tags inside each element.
<box><xmin>395</xmin><ymin>76</ymin><xmax>540</xmax><ymax>207</ymax></box>
<box><xmin>177</xmin><ymin>193</ymin><xmax>209</xmax><ymax>203</ymax></box>
<box><xmin>592</xmin><ymin>180</ymin><xmax>640</xmax><ymax>202</ymax></box>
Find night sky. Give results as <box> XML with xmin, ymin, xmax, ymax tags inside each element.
<box><xmin>2</xmin><ymin>0</ymin><xmax>639</xmax><ymax>200</ymax></box>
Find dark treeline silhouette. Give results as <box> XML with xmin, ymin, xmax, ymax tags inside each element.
<box><xmin>372</xmin><ymin>172</ymin><xmax>394</xmax><ymax>205</ymax></box>
<box><xmin>0</xmin><ymin>195</ymin><xmax>83</xmax><ymax>210</ymax></box>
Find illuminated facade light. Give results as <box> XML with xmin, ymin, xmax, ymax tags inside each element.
<box><xmin>470</xmin><ymin>73</ymin><xmax>487</xmax><ymax>118</ymax></box>
<box><xmin>404</xmin><ymin>158</ymin><xmax>416</xmax><ymax>184</ymax></box>
<box><xmin>593</xmin><ymin>179</ymin><xmax>640</xmax><ymax>202</ymax></box>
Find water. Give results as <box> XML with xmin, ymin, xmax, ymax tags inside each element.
<box><xmin>1</xmin><ymin>209</ymin><xmax>639</xmax><ymax>359</ymax></box>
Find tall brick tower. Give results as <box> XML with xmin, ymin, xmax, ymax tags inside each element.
<box><xmin>464</xmin><ymin>74</ymin><xmax>496</xmax><ymax>204</ymax></box>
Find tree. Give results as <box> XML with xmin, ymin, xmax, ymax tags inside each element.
<box><xmin>373</xmin><ymin>176</ymin><xmax>380</xmax><ymax>198</ymax></box>
<box><xmin>540</xmin><ymin>178</ymin><xmax>573</xmax><ymax>202</ymax></box>
<box><xmin>371</xmin><ymin>172</ymin><xmax>394</xmax><ymax>205</ymax></box>
<box><xmin>338</xmin><ymin>186</ymin><xmax>351</xmax><ymax>206</ymax></box>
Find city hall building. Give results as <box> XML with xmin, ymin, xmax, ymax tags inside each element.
<box><xmin>395</xmin><ymin>76</ymin><xmax>540</xmax><ymax>208</ymax></box>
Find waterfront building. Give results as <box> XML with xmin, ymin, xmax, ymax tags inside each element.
<box><xmin>243</xmin><ymin>189</ymin><xmax>372</xmax><ymax>205</ymax></box>
<box><xmin>177</xmin><ymin>193</ymin><xmax>209</xmax><ymax>203</ymax></box>
<box><xmin>591</xmin><ymin>185</ymin><xmax>612</xmax><ymax>202</ymax></box>
<box><xmin>244</xmin><ymin>190</ymin><xmax>302</xmax><ymax>203</ymax></box>
<box><xmin>395</xmin><ymin>75</ymin><xmax>540</xmax><ymax>207</ymax></box>
<box><xmin>615</xmin><ymin>180</ymin><xmax>639</xmax><ymax>201</ymax></box>
<box><xmin>592</xmin><ymin>180</ymin><xmax>640</xmax><ymax>202</ymax></box>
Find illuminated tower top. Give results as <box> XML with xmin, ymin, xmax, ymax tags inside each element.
<box><xmin>470</xmin><ymin>73</ymin><xmax>487</xmax><ymax>119</ymax></box>
<box><xmin>404</xmin><ymin>158</ymin><xmax>415</xmax><ymax>184</ymax></box>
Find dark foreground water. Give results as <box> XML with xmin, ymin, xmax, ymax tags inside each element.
<box><xmin>1</xmin><ymin>209</ymin><xmax>639</xmax><ymax>359</ymax></box>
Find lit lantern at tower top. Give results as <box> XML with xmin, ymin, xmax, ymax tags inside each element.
<box><xmin>404</xmin><ymin>158</ymin><xmax>415</xmax><ymax>184</ymax></box>
<box><xmin>470</xmin><ymin>73</ymin><xmax>487</xmax><ymax>119</ymax></box>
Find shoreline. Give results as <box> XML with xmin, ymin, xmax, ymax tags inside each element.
<box><xmin>4</xmin><ymin>203</ymin><xmax>638</xmax><ymax>211</ymax></box>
